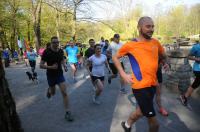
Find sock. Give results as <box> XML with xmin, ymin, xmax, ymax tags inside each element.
<box><xmin>125</xmin><ymin>121</ymin><xmax>130</xmax><ymax>128</ymax></box>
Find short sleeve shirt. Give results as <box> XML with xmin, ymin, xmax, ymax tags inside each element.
<box><xmin>42</xmin><ymin>48</ymin><xmax>64</xmax><ymax>76</ymax></box>
<box><xmin>189</xmin><ymin>43</ymin><xmax>200</xmax><ymax>71</ymax></box>
<box><xmin>89</xmin><ymin>54</ymin><xmax>107</xmax><ymax>77</ymax></box>
<box><xmin>117</xmin><ymin>38</ymin><xmax>165</xmax><ymax>89</ymax></box>
<box><xmin>85</xmin><ymin>47</ymin><xmax>95</xmax><ymax>59</ymax></box>
<box><xmin>27</xmin><ymin>51</ymin><xmax>37</xmax><ymax>61</ymax></box>
<box><xmin>107</xmin><ymin>41</ymin><xmax>123</xmax><ymax>63</ymax></box>
<box><xmin>65</xmin><ymin>46</ymin><xmax>79</xmax><ymax>63</ymax></box>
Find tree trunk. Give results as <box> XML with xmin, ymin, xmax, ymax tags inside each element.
<box><xmin>0</xmin><ymin>29</ymin><xmax>8</xmax><ymax>49</ymax></box>
<box><xmin>27</xmin><ymin>20</ymin><xmax>31</xmax><ymax>42</ymax></box>
<box><xmin>0</xmin><ymin>57</ymin><xmax>23</xmax><ymax>132</ymax></box>
<box><xmin>72</xmin><ymin>1</ymin><xmax>77</xmax><ymax>41</ymax></box>
<box><xmin>56</xmin><ymin>10</ymin><xmax>60</xmax><ymax>39</ymax></box>
<box><xmin>10</xmin><ymin>0</ymin><xmax>18</xmax><ymax>57</ymax></box>
<box><xmin>32</xmin><ymin>0</ymin><xmax>42</xmax><ymax>52</ymax></box>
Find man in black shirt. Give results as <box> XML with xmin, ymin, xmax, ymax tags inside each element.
<box><xmin>40</xmin><ymin>36</ymin><xmax>73</xmax><ymax>121</ymax></box>
<box><xmin>84</xmin><ymin>39</ymin><xmax>95</xmax><ymax>87</ymax></box>
<box><xmin>84</xmin><ymin>39</ymin><xmax>95</xmax><ymax>70</ymax></box>
<box><xmin>85</xmin><ymin>39</ymin><xmax>95</xmax><ymax>58</ymax></box>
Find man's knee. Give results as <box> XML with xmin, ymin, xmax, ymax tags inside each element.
<box><xmin>130</xmin><ymin>110</ymin><xmax>142</xmax><ymax>120</ymax></box>
<box><xmin>135</xmin><ymin>111</ymin><xmax>142</xmax><ymax>118</ymax></box>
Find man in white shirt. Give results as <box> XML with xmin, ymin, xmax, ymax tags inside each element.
<box><xmin>107</xmin><ymin>34</ymin><xmax>126</xmax><ymax>94</ymax></box>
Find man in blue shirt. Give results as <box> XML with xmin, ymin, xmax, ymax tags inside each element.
<box><xmin>2</xmin><ymin>48</ymin><xmax>10</xmax><ymax>67</ymax></box>
<box><xmin>13</xmin><ymin>50</ymin><xmax>19</xmax><ymax>64</ymax></box>
<box><xmin>65</xmin><ymin>40</ymin><xmax>79</xmax><ymax>82</ymax></box>
<box><xmin>180</xmin><ymin>40</ymin><xmax>200</xmax><ymax>106</ymax></box>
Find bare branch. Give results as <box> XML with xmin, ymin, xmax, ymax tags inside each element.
<box><xmin>42</xmin><ymin>1</ymin><xmax>73</xmax><ymax>14</ymax></box>
<box><xmin>77</xmin><ymin>18</ymin><xmax>117</xmax><ymax>32</ymax></box>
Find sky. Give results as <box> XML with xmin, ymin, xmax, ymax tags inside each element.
<box><xmin>86</xmin><ymin>0</ymin><xmax>200</xmax><ymax>20</ymax></box>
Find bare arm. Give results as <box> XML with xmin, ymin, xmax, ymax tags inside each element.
<box><xmin>105</xmin><ymin>60</ymin><xmax>112</xmax><ymax>74</ymax></box>
<box><xmin>40</xmin><ymin>60</ymin><xmax>57</xmax><ymax>70</ymax></box>
<box><xmin>86</xmin><ymin>59</ymin><xmax>92</xmax><ymax>75</ymax></box>
<box><xmin>106</xmin><ymin>50</ymin><xmax>112</xmax><ymax>59</ymax></box>
<box><xmin>61</xmin><ymin>57</ymin><xmax>68</xmax><ymax>72</ymax></box>
<box><xmin>40</xmin><ymin>60</ymin><xmax>49</xmax><ymax>69</ymax></box>
<box><xmin>112</xmin><ymin>53</ymin><xmax>133</xmax><ymax>84</ymax></box>
<box><xmin>159</xmin><ymin>52</ymin><xmax>168</xmax><ymax>64</ymax></box>
<box><xmin>159</xmin><ymin>52</ymin><xmax>170</xmax><ymax>70</ymax></box>
<box><xmin>188</xmin><ymin>55</ymin><xmax>200</xmax><ymax>62</ymax></box>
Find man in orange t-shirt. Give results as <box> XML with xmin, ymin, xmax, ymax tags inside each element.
<box><xmin>113</xmin><ymin>16</ymin><xmax>168</xmax><ymax>132</ymax></box>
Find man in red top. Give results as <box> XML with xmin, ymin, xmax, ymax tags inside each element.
<box><xmin>113</xmin><ymin>16</ymin><xmax>168</xmax><ymax>132</ymax></box>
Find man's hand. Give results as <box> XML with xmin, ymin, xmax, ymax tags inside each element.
<box><xmin>64</xmin><ymin>65</ymin><xmax>68</xmax><ymax>72</ymax></box>
<box><xmin>196</xmin><ymin>57</ymin><xmax>200</xmax><ymax>63</ymax></box>
<box><xmin>50</xmin><ymin>63</ymin><xmax>58</xmax><ymax>69</ymax></box>
<box><xmin>120</xmin><ymin>72</ymin><xmax>134</xmax><ymax>84</ymax></box>
<box><xmin>163</xmin><ymin>63</ymin><xmax>170</xmax><ymax>72</ymax></box>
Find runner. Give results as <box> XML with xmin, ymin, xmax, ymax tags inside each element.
<box><xmin>85</xmin><ymin>39</ymin><xmax>95</xmax><ymax>62</ymax></box>
<box><xmin>2</xmin><ymin>48</ymin><xmax>10</xmax><ymax>67</ymax></box>
<box><xmin>107</xmin><ymin>34</ymin><xmax>126</xmax><ymax>94</ymax></box>
<box><xmin>132</xmin><ymin>38</ymin><xmax>169</xmax><ymax>116</ymax></box>
<box><xmin>102</xmin><ymin>39</ymin><xmax>109</xmax><ymax>55</ymax></box>
<box><xmin>77</xmin><ymin>43</ymin><xmax>84</xmax><ymax>69</ymax></box>
<box><xmin>180</xmin><ymin>40</ymin><xmax>200</xmax><ymax>106</ymax></box>
<box><xmin>113</xmin><ymin>16</ymin><xmax>168</xmax><ymax>132</ymax></box>
<box><xmin>84</xmin><ymin>39</ymin><xmax>95</xmax><ymax>86</ymax></box>
<box><xmin>87</xmin><ymin>44</ymin><xmax>110</xmax><ymax>104</ymax></box>
<box><xmin>40</xmin><ymin>36</ymin><xmax>73</xmax><ymax>121</ymax></box>
<box><xmin>23</xmin><ymin>50</ymin><xmax>29</xmax><ymax>66</ymax></box>
<box><xmin>13</xmin><ymin>50</ymin><xmax>19</xmax><ymax>64</ymax></box>
<box><xmin>27</xmin><ymin>47</ymin><xmax>37</xmax><ymax>73</ymax></box>
<box><xmin>65</xmin><ymin>39</ymin><xmax>79</xmax><ymax>82</ymax></box>
<box><xmin>99</xmin><ymin>37</ymin><xmax>105</xmax><ymax>48</ymax></box>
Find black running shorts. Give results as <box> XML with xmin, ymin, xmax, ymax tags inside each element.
<box><xmin>29</xmin><ymin>60</ymin><xmax>36</xmax><ymax>69</ymax></box>
<box><xmin>91</xmin><ymin>76</ymin><xmax>104</xmax><ymax>82</ymax></box>
<box><xmin>132</xmin><ymin>87</ymin><xmax>156</xmax><ymax>117</ymax></box>
<box><xmin>191</xmin><ymin>71</ymin><xmax>200</xmax><ymax>89</ymax></box>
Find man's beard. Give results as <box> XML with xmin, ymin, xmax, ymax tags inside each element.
<box><xmin>141</xmin><ymin>30</ymin><xmax>153</xmax><ymax>40</ymax></box>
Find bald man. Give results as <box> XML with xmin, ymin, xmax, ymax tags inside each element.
<box><xmin>113</xmin><ymin>16</ymin><xmax>168</xmax><ymax>132</ymax></box>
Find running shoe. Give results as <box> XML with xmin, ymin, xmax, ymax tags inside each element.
<box><xmin>159</xmin><ymin>107</ymin><xmax>168</xmax><ymax>116</ymax></box>
<box><xmin>92</xmin><ymin>95</ymin><xmax>101</xmax><ymax>105</ymax></box>
<box><xmin>120</xmin><ymin>88</ymin><xmax>127</xmax><ymax>94</ymax></box>
<box><xmin>121</xmin><ymin>121</ymin><xmax>131</xmax><ymax>132</ymax></box>
<box><xmin>108</xmin><ymin>77</ymin><xmax>111</xmax><ymax>84</ymax></box>
<box><xmin>46</xmin><ymin>88</ymin><xmax>51</xmax><ymax>99</ymax></box>
<box><xmin>65</xmin><ymin>111</ymin><xmax>74</xmax><ymax>122</ymax></box>
<box><xmin>180</xmin><ymin>95</ymin><xmax>187</xmax><ymax>106</ymax></box>
<box><xmin>73</xmin><ymin>77</ymin><xmax>77</xmax><ymax>83</ymax></box>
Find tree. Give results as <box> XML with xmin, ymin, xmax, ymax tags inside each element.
<box><xmin>0</xmin><ymin>57</ymin><xmax>23</xmax><ymax>132</ymax></box>
<box><xmin>30</xmin><ymin>0</ymin><xmax>42</xmax><ymax>51</ymax></box>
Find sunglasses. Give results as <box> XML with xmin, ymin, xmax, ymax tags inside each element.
<box><xmin>52</xmin><ymin>41</ymin><xmax>59</xmax><ymax>44</ymax></box>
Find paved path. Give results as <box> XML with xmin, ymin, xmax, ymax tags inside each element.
<box><xmin>5</xmin><ymin>59</ymin><xmax>200</xmax><ymax>132</ymax></box>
